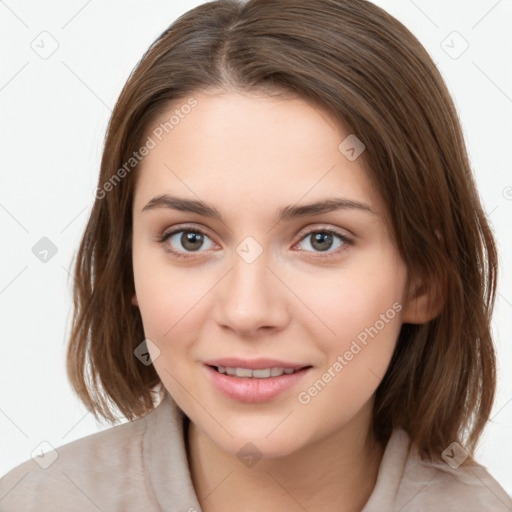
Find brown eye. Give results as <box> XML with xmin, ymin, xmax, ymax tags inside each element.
<box><xmin>296</xmin><ymin>228</ymin><xmax>352</xmax><ymax>255</ymax></box>
<box><xmin>159</xmin><ymin>228</ymin><xmax>215</xmax><ymax>257</ymax></box>
<box><xmin>179</xmin><ymin>231</ymin><xmax>205</xmax><ymax>251</ymax></box>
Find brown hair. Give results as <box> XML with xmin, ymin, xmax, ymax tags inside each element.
<box><xmin>66</xmin><ymin>0</ymin><xmax>497</xmax><ymax>463</ymax></box>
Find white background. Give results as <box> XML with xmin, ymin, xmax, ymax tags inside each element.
<box><xmin>1</xmin><ymin>0</ymin><xmax>511</xmax><ymax>499</ymax></box>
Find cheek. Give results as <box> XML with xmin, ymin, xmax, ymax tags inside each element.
<box><xmin>295</xmin><ymin>275</ymin><xmax>404</xmax><ymax>426</ymax></box>
<box><xmin>295</xmin><ymin>260</ymin><xmax>406</xmax><ymax>409</ymax></box>
<box><xmin>133</xmin><ymin>270</ymin><xmax>199</xmax><ymax>391</ymax></box>
<box><xmin>303</xmin><ymin>266</ymin><xmax>405</xmax><ymax>348</ymax></box>
<box><xmin>135</xmin><ymin>277</ymin><xmax>202</xmax><ymax>344</ymax></box>
<box><xmin>132</xmin><ymin>238</ymin><xmax>203</xmax><ymax>339</ymax></box>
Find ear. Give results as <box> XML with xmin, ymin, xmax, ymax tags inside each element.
<box><xmin>131</xmin><ymin>292</ymin><xmax>139</xmax><ymax>307</ymax></box>
<box><xmin>401</xmin><ymin>272</ymin><xmax>444</xmax><ymax>325</ymax></box>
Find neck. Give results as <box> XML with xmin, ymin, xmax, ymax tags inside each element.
<box><xmin>185</xmin><ymin>400</ymin><xmax>384</xmax><ymax>512</ymax></box>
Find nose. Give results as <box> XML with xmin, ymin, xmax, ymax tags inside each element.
<box><xmin>213</xmin><ymin>249</ymin><xmax>290</xmax><ymax>338</ymax></box>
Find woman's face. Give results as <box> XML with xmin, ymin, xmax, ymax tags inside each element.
<box><xmin>131</xmin><ymin>89</ymin><xmax>414</xmax><ymax>458</ymax></box>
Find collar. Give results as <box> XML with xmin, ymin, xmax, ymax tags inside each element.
<box><xmin>143</xmin><ymin>390</ymin><xmax>202</xmax><ymax>511</ymax></box>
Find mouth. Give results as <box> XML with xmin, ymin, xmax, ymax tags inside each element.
<box><xmin>207</xmin><ymin>364</ymin><xmax>312</xmax><ymax>379</ymax></box>
<box><xmin>203</xmin><ymin>363</ymin><xmax>313</xmax><ymax>403</ymax></box>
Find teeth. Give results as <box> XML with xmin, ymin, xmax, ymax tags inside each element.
<box><xmin>253</xmin><ymin>368</ymin><xmax>271</xmax><ymax>378</ymax></box>
<box><xmin>236</xmin><ymin>367</ymin><xmax>252</xmax><ymax>378</ymax></box>
<box><xmin>215</xmin><ymin>366</ymin><xmax>299</xmax><ymax>378</ymax></box>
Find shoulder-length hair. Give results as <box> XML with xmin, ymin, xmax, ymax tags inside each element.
<box><xmin>66</xmin><ymin>0</ymin><xmax>497</xmax><ymax>463</ymax></box>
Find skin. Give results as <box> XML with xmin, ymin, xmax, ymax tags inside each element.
<box><xmin>131</xmin><ymin>89</ymin><xmax>431</xmax><ymax>512</ymax></box>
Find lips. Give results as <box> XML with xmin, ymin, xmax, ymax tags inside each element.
<box><xmin>202</xmin><ymin>358</ymin><xmax>313</xmax><ymax>403</ymax></box>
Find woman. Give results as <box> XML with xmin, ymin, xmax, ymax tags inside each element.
<box><xmin>1</xmin><ymin>0</ymin><xmax>510</xmax><ymax>510</ymax></box>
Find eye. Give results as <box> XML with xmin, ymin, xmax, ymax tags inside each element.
<box><xmin>295</xmin><ymin>228</ymin><xmax>353</xmax><ymax>257</ymax></box>
<box><xmin>158</xmin><ymin>227</ymin><xmax>215</xmax><ymax>259</ymax></box>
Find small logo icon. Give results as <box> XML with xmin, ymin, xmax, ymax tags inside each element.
<box><xmin>236</xmin><ymin>236</ymin><xmax>263</xmax><ymax>264</ymax></box>
<box><xmin>236</xmin><ymin>441</ymin><xmax>262</xmax><ymax>468</ymax></box>
<box><xmin>31</xmin><ymin>441</ymin><xmax>59</xmax><ymax>469</ymax></box>
<box><xmin>134</xmin><ymin>338</ymin><xmax>161</xmax><ymax>365</ymax></box>
<box><xmin>31</xmin><ymin>31</ymin><xmax>59</xmax><ymax>60</ymax></box>
<box><xmin>32</xmin><ymin>237</ymin><xmax>58</xmax><ymax>263</ymax></box>
<box><xmin>338</xmin><ymin>134</ymin><xmax>366</xmax><ymax>161</ymax></box>
<box><xmin>441</xmin><ymin>441</ymin><xmax>469</xmax><ymax>469</ymax></box>
<box><xmin>441</xmin><ymin>31</ymin><xmax>469</xmax><ymax>60</ymax></box>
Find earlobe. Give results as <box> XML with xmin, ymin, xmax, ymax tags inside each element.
<box><xmin>401</xmin><ymin>275</ymin><xmax>444</xmax><ymax>325</ymax></box>
<box><xmin>131</xmin><ymin>292</ymin><xmax>139</xmax><ymax>307</ymax></box>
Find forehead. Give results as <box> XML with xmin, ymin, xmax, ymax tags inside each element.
<box><xmin>133</xmin><ymin>90</ymin><xmax>383</xmax><ymax>218</ymax></box>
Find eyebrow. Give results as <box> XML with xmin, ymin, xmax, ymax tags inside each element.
<box><xmin>141</xmin><ymin>194</ymin><xmax>376</xmax><ymax>221</ymax></box>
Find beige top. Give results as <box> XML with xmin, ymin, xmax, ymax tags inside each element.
<box><xmin>1</xmin><ymin>391</ymin><xmax>511</xmax><ymax>511</ymax></box>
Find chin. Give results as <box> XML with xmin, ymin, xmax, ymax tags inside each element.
<box><xmin>211</xmin><ymin>429</ymin><xmax>304</xmax><ymax>461</ymax></box>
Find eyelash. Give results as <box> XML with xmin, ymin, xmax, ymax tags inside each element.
<box><xmin>156</xmin><ymin>224</ymin><xmax>354</xmax><ymax>260</ymax></box>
